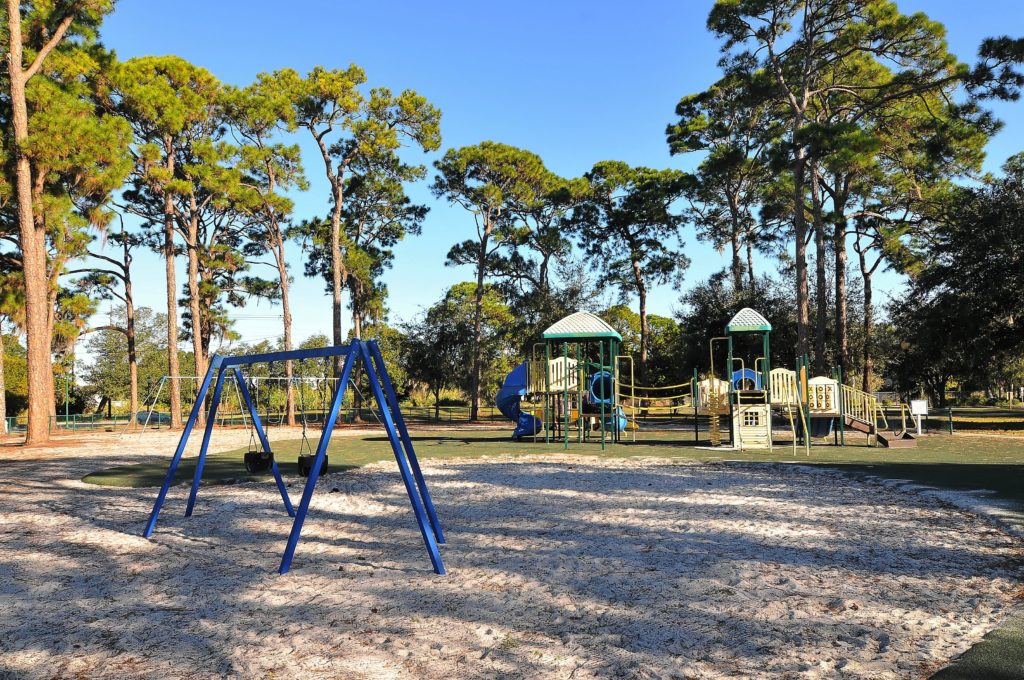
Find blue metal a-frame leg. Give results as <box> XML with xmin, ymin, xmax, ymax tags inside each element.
<box><xmin>278</xmin><ymin>340</ymin><xmax>360</xmax><ymax>574</ymax></box>
<box><xmin>366</xmin><ymin>340</ymin><xmax>445</xmax><ymax>545</ymax></box>
<box><xmin>233</xmin><ymin>366</ymin><xmax>294</xmax><ymax>517</ymax></box>
<box><xmin>358</xmin><ymin>341</ymin><xmax>446</xmax><ymax>574</ymax></box>
<box><xmin>185</xmin><ymin>362</ymin><xmax>229</xmax><ymax>517</ymax></box>
<box><xmin>143</xmin><ymin>358</ymin><xmax>220</xmax><ymax>538</ymax></box>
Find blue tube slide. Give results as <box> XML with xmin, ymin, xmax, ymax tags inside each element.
<box><xmin>496</xmin><ymin>362</ymin><xmax>543</xmax><ymax>440</ymax></box>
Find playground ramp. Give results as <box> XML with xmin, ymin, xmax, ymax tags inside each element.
<box><xmin>846</xmin><ymin>415</ymin><xmax>918</xmax><ymax>448</ymax></box>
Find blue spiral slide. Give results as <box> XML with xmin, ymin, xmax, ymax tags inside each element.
<box><xmin>495</xmin><ymin>362</ymin><xmax>543</xmax><ymax>440</ymax></box>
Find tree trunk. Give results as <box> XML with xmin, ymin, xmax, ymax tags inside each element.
<box><xmin>792</xmin><ymin>146</ymin><xmax>810</xmax><ymax>359</ymax></box>
<box><xmin>730</xmin><ymin>228</ymin><xmax>743</xmax><ymax>293</ymax></box>
<box><xmin>330</xmin><ymin>182</ymin><xmax>345</xmax><ymax>377</ymax></box>
<box><xmin>433</xmin><ymin>385</ymin><xmax>440</xmax><ymax>422</ymax></box>
<box><xmin>745</xmin><ymin>237</ymin><xmax>756</xmax><ymax>290</ymax></box>
<box><xmin>275</xmin><ymin>241</ymin><xmax>296</xmax><ymax>427</ymax></box>
<box><xmin>45</xmin><ymin>280</ymin><xmax>58</xmax><ymax>420</ymax></box>
<box><xmin>539</xmin><ymin>252</ymin><xmax>552</xmax><ymax>295</ymax></box>
<box><xmin>469</xmin><ymin>228</ymin><xmax>489</xmax><ymax>422</ymax></box>
<box><xmin>812</xmin><ymin>171</ymin><xmax>828</xmax><ymax>374</ymax></box>
<box><xmin>6</xmin><ymin>9</ymin><xmax>50</xmax><ymax>444</ymax></box>
<box><xmin>163</xmin><ymin>141</ymin><xmax>182</xmax><ymax>428</ymax></box>
<box><xmin>859</xmin><ymin>249</ymin><xmax>874</xmax><ymax>393</ymax></box>
<box><xmin>184</xmin><ymin>216</ymin><xmax>207</xmax><ymax>427</ymax></box>
<box><xmin>350</xmin><ymin>303</ymin><xmax>363</xmax><ymax>422</ymax></box>
<box><xmin>0</xmin><ymin>330</ymin><xmax>6</xmax><ymax>435</ymax></box>
<box><xmin>728</xmin><ymin>201</ymin><xmax>743</xmax><ymax>292</ymax></box>
<box><xmin>834</xmin><ymin>217</ymin><xmax>849</xmax><ymax>379</ymax></box>
<box><xmin>185</xmin><ymin>203</ymin><xmax>206</xmax><ymax>388</ymax></box>
<box><xmin>631</xmin><ymin>258</ymin><xmax>650</xmax><ymax>385</ymax></box>
<box><xmin>125</xmin><ymin>274</ymin><xmax>139</xmax><ymax>424</ymax></box>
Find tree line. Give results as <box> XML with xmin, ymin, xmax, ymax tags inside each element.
<box><xmin>3</xmin><ymin>1</ymin><xmax>1024</xmax><ymax>442</ymax></box>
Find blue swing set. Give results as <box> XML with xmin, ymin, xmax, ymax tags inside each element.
<box><xmin>142</xmin><ymin>338</ymin><xmax>446</xmax><ymax>575</ymax></box>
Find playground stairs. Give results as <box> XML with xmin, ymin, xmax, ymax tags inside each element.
<box><xmin>844</xmin><ymin>416</ymin><xmax>874</xmax><ymax>435</ymax></box>
<box><xmin>844</xmin><ymin>416</ymin><xmax>918</xmax><ymax>448</ymax></box>
<box><xmin>876</xmin><ymin>430</ymin><xmax>918</xmax><ymax>449</ymax></box>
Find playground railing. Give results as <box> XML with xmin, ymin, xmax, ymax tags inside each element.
<box><xmin>10</xmin><ymin>405</ymin><xmax>507</xmax><ymax>436</ymax></box>
<box><xmin>3</xmin><ymin>416</ymin><xmax>25</xmax><ymax>434</ymax></box>
<box><xmin>840</xmin><ymin>384</ymin><xmax>886</xmax><ymax>432</ymax></box>
<box><xmin>770</xmin><ymin>370</ymin><xmax>799</xmax><ymax>405</ymax></box>
<box><xmin>48</xmin><ymin>414</ymin><xmax>136</xmax><ymax>433</ymax></box>
<box><xmin>135</xmin><ymin>405</ymin><xmax>503</xmax><ymax>428</ymax></box>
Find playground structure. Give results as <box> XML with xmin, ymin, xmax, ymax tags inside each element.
<box><xmin>718</xmin><ymin>308</ymin><xmax>918</xmax><ymax>451</ymax></box>
<box><xmin>143</xmin><ymin>338</ymin><xmax>447</xmax><ymax>575</ymax></box>
<box><xmin>698</xmin><ymin>308</ymin><xmax>918</xmax><ymax>451</ymax></box>
<box><xmin>496</xmin><ymin>312</ymin><xmax>633</xmax><ymax>449</ymax></box>
<box><xmin>498</xmin><ymin>308</ymin><xmax>918</xmax><ymax>451</ymax></box>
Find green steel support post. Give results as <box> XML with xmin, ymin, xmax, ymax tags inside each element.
<box><xmin>545</xmin><ymin>342</ymin><xmax>551</xmax><ymax>444</ymax></box>
<box><xmin>599</xmin><ymin>340</ymin><xmax>606</xmax><ymax>450</ymax></box>
<box><xmin>577</xmin><ymin>342</ymin><xmax>583</xmax><ymax>444</ymax></box>
<box><xmin>693</xmin><ymin>367</ymin><xmax>699</xmax><ymax>442</ymax></box>
<box><xmin>837</xmin><ymin>365</ymin><xmax>845</xmax><ymax>445</ymax></box>
<box><xmin>727</xmin><ymin>335</ymin><xmax>735</xmax><ymax>447</ymax></box>
<box><xmin>612</xmin><ymin>338</ymin><xmax>620</xmax><ymax>443</ymax></box>
<box><xmin>563</xmin><ymin>341</ymin><xmax>569</xmax><ymax>450</ymax></box>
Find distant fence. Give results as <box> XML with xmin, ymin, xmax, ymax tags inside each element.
<box><xmin>2</xmin><ymin>406</ymin><xmax>506</xmax><ymax>436</ymax></box>
<box><xmin>5</xmin><ymin>405</ymin><xmax>1024</xmax><ymax>437</ymax></box>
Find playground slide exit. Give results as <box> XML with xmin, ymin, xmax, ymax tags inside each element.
<box><xmin>496</xmin><ymin>362</ymin><xmax>543</xmax><ymax>440</ymax></box>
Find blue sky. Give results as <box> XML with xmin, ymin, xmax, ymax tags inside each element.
<box><xmin>91</xmin><ymin>0</ymin><xmax>1024</xmax><ymax>351</ymax></box>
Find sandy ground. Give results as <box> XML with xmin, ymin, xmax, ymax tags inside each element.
<box><xmin>0</xmin><ymin>429</ymin><xmax>1022</xmax><ymax>679</ymax></box>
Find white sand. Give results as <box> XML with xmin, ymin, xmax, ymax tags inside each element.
<box><xmin>0</xmin><ymin>429</ymin><xmax>1021</xmax><ymax>679</ymax></box>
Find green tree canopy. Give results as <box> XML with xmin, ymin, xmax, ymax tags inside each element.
<box><xmin>571</xmin><ymin>160</ymin><xmax>690</xmax><ymax>382</ymax></box>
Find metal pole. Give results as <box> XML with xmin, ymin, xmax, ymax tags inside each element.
<box><xmin>611</xmin><ymin>338</ymin><xmax>620</xmax><ymax>443</ymax></box>
<box><xmin>599</xmin><ymin>340</ymin><xmax>606</xmax><ymax>450</ymax></box>
<box><xmin>577</xmin><ymin>342</ymin><xmax>583</xmax><ymax>444</ymax></box>
<box><xmin>837</xmin><ymin>364</ymin><xmax>845</xmax><ymax>445</ymax></box>
<box><xmin>367</xmin><ymin>340</ymin><xmax>445</xmax><ymax>544</ymax></box>
<box><xmin>693</xmin><ymin>367</ymin><xmax>699</xmax><ymax>442</ymax></box>
<box><xmin>184</xmin><ymin>361</ymin><xmax>230</xmax><ymax>517</ymax></box>
<box><xmin>359</xmin><ymin>342</ymin><xmax>445</xmax><ymax>574</ymax></box>
<box><xmin>143</xmin><ymin>362</ymin><xmax>219</xmax><ymax>538</ymax></box>
<box><xmin>565</xmin><ymin>340</ymin><xmax>573</xmax><ymax>450</ymax></box>
<box><xmin>279</xmin><ymin>342</ymin><xmax>360</xmax><ymax>574</ymax></box>
<box><xmin>233</xmin><ymin>367</ymin><xmax>293</xmax><ymax>517</ymax></box>
<box><xmin>727</xmin><ymin>335</ymin><xmax>735</xmax><ymax>447</ymax></box>
<box><xmin>545</xmin><ymin>342</ymin><xmax>551</xmax><ymax>444</ymax></box>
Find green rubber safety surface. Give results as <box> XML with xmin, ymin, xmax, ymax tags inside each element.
<box><xmin>930</xmin><ymin>612</ymin><xmax>1024</xmax><ymax>679</ymax></box>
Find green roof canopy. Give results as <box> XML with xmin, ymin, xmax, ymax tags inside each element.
<box><xmin>542</xmin><ymin>311</ymin><xmax>622</xmax><ymax>341</ymax></box>
<box><xmin>726</xmin><ymin>308</ymin><xmax>772</xmax><ymax>333</ymax></box>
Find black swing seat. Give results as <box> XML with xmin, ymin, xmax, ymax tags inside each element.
<box><xmin>244</xmin><ymin>449</ymin><xmax>274</xmax><ymax>474</ymax></box>
<box><xmin>297</xmin><ymin>454</ymin><xmax>328</xmax><ymax>477</ymax></box>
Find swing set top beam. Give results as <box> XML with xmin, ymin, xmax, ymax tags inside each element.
<box><xmin>216</xmin><ymin>344</ymin><xmax>354</xmax><ymax>368</ymax></box>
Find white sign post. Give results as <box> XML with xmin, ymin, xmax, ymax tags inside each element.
<box><xmin>910</xmin><ymin>400</ymin><xmax>929</xmax><ymax>436</ymax></box>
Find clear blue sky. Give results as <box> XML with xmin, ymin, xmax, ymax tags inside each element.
<box><xmin>91</xmin><ymin>0</ymin><xmax>1024</xmax><ymax>352</ymax></box>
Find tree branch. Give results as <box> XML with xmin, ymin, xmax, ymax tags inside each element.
<box><xmin>23</xmin><ymin>10</ymin><xmax>77</xmax><ymax>81</ymax></box>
